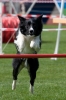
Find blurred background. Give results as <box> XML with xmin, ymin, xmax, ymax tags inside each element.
<box><xmin>0</xmin><ymin>0</ymin><xmax>66</xmax><ymax>43</ymax></box>
<box><xmin>0</xmin><ymin>1</ymin><xmax>66</xmax><ymax>100</ymax></box>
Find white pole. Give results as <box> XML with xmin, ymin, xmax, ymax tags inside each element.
<box><xmin>54</xmin><ymin>0</ymin><xmax>60</xmax><ymax>14</ymax></box>
<box><xmin>25</xmin><ymin>0</ymin><xmax>37</xmax><ymax>16</ymax></box>
<box><xmin>11</xmin><ymin>0</ymin><xmax>17</xmax><ymax>14</ymax></box>
<box><xmin>51</xmin><ymin>0</ymin><xmax>64</xmax><ymax>60</ymax></box>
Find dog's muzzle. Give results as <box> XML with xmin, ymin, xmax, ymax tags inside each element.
<box><xmin>29</xmin><ymin>27</ymin><xmax>34</xmax><ymax>35</ymax></box>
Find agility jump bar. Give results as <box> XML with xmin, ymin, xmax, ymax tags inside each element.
<box><xmin>0</xmin><ymin>54</ymin><xmax>66</xmax><ymax>58</ymax></box>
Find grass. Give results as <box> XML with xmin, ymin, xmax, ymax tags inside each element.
<box><xmin>63</xmin><ymin>9</ymin><xmax>66</xmax><ymax>15</ymax></box>
<box><xmin>0</xmin><ymin>24</ymin><xmax>66</xmax><ymax>100</ymax></box>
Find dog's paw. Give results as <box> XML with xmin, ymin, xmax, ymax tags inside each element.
<box><xmin>30</xmin><ymin>40</ymin><xmax>35</xmax><ymax>48</ymax></box>
<box><xmin>29</xmin><ymin>84</ymin><xmax>34</xmax><ymax>94</ymax></box>
<box><xmin>12</xmin><ymin>80</ymin><xmax>16</xmax><ymax>90</ymax></box>
<box><xmin>30</xmin><ymin>41</ymin><xmax>40</xmax><ymax>52</ymax></box>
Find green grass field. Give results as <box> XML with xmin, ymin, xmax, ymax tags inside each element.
<box><xmin>0</xmin><ymin>24</ymin><xmax>66</xmax><ymax>100</ymax></box>
<box><xmin>0</xmin><ymin>8</ymin><xmax>66</xmax><ymax>100</ymax></box>
<box><xmin>63</xmin><ymin>9</ymin><xmax>66</xmax><ymax>15</ymax></box>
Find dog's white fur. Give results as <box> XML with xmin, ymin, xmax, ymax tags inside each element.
<box><xmin>12</xmin><ymin>80</ymin><xmax>33</xmax><ymax>93</ymax></box>
<box><xmin>30</xmin><ymin>36</ymin><xmax>41</xmax><ymax>52</ymax></box>
<box><xmin>29</xmin><ymin>84</ymin><xmax>33</xmax><ymax>93</ymax></box>
<box><xmin>12</xmin><ymin>80</ymin><xmax>16</xmax><ymax>90</ymax></box>
<box><xmin>14</xmin><ymin>29</ymin><xmax>41</xmax><ymax>54</ymax></box>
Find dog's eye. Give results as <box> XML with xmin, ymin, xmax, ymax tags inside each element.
<box><xmin>21</xmin><ymin>26</ymin><xmax>24</xmax><ymax>29</ymax></box>
<box><xmin>28</xmin><ymin>22</ymin><xmax>31</xmax><ymax>26</ymax></box>
<box><xmin>33</xmin><ymin>23</ymin><xmax>36</xmax><ymax>27</ymax></box>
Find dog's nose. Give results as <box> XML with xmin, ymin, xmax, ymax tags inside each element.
<box><xmin>30</xmin><ymin>30</ymin><xmax>34</xmax><ymax>34</ymax></box>
<box><xmin>29</xmin><ymin>27</ymin><xmax>34</xmax><ymax>35</ymax></box>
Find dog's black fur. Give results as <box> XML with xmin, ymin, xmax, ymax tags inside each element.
<box><xmin>12</xmin><ymin>15</ymin><xmax>43</xmax><ymax>93</ymax></box>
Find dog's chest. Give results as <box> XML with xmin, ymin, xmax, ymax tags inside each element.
<box><xmin>22</xmin><ymin>36</ymin><xmax>35</xmax><ymax>54</ymax></box>
<box><xmin>14</xmin><ymin>30</ymin><xmax>35</xmax><ymax>53</ymax></box>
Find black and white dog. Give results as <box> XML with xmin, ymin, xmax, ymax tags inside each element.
<box><xmin>12</xmin><ymin>15</ymin><xmax>43</xmax><ymax>93</ymax></box>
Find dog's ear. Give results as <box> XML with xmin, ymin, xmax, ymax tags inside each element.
<box><xmin>18</xmin><ymin>15</ymin><xmax>26</xmax><ymax>22</ymax></box>
<box><xmin>36</xmin><ymin>15</ymin><xmax>43</xmax><ymax>22</ymax></box>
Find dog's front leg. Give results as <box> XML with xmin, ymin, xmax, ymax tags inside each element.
<box><xmin>30</xmin><ymin>35</ymin><xmax>41</xmax><ymax>52</ymax></box>
<box><xmin>14</xmin><ymin>40</ymin><xmax>24</xmax><ymax>53</ymax></box>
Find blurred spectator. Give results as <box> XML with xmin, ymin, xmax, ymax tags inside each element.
<box><xmin>3</xmin><ymin>2</ymin><xmax>14</xmax><ymax>14</ymax></box>
<box><xmin>20</xmin><ymin>3</ymin><xmax>26</xmax><ymax>14</ymax></box>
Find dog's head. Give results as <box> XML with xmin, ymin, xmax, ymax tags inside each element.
<box><xmin>18</xmin><ymin>15</ymin><xmax>43</xmax><ymax>36</ymax></box>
